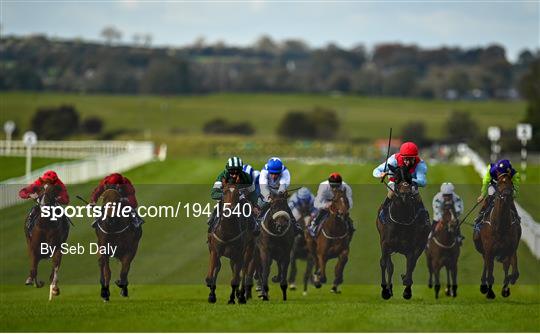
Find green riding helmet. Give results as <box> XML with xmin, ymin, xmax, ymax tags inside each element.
<box><xmin>226</xmin><ymin>156</ymin><xmax>243</xmax><ymax>171</ymax></box>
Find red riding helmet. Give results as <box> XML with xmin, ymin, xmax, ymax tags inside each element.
<box><xmin>42</xmin><ymin>170</ymin><xmax>58</xmax><ymax>182</ymax></box>
<box><xmin>399</xmin><ymin>142</ymin><xmax>419</xmax><ymax>157</ymax></box>
<box><xmin>328</xmin><ymin>172</ymin><xmax>343</xmax><ymax>186</ymax></box>
<box><xmin>107</xmin><ymin>173</ymin><xmax>124</xmax><ymax>184</ymax></box>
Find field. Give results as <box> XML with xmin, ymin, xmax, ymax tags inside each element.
<box><xmin>0</xmin><ymin>92</ymin><xmax>526</xmax><ymax>141</ymax></box>
<box><xmin>1</xmin><ymin>158</ymin><xmax>539</xmax><ymax>332</ymax></box>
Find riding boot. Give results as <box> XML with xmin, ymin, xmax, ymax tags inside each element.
<box><xmin>378</xmin><ymin>197</ymin><xmax>391</xmax><ymax>221</ymax></box>
<box><xmin>428</xmin><ymin>220</ymin><xmax>438</xmax><ymax>239</ymax></box>
<box><xmin>26</xmin><ymin>205</ymin><xmax>39</xmax><ymax>236</ymax></box>
<box><xmin>250</xmin><ymin>216</ymin><xmax>260</xmax><ymax>236</ymax></box>
<box><xmin>207</xmin><ymin>208</ymin><xmax>217</xmax><ymax>233</ymax></box>
<box><xmin>286</xmin><ymin>207</ymin><xmax>302</xmax><ymax>235</ymax></box>
<box><xmin>309</xmin><ymin>210</ymin><xmax>325</xmax><ymax>235</ymax></box>
<box><xmin>456</xmin><ymin>226</ymin><xmax>465</xmax><ymax>246</ymax></box>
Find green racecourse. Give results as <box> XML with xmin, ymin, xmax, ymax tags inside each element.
<box><xmin>1</xmin><ymin>158</ymin><xmax>539</xmax><ymax>332</ymax></box>
<box><xmin>0</xmin><ymin>92</ymin><xmax>526</xmax><ymax>140</ymax></box>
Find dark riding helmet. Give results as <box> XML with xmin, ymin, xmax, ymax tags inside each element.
<box><xmin>328</xmin><ymin>172</ymin><xmax>343</xmax><ymax>188</ymax></box>
<box><xmin>226</xmin><ymin>156</ymin><xmax>243</xmax><ymax>173</ymax></box>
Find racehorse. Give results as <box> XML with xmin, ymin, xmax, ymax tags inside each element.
<box><xmin>474</xmin><ymin>173</ymin><xmax>521</xmax><ymax>299</ymax></box>
<box><xmin>24</xmin><ymin>184</ymin><xmax>70</xmax><ymax>300</ymax></box>
<box><xmin>256</xmin><ymin>191</ymin><xmax>295</xmax><ymax>301</ymax></box>
<box><xmin>310</xmin><ymin>187</ymin><xmax>352</xmax><ymax>293</ymax></box>
<box><xmin>425</xmin><ymin>196</ymin><xmax>460</xmax><ymax>298</ymax></box>
<box><xmin>95</xmin><ymin>188</ymin><xmax>142</xmax><ymax>301</ymax></box>
<box><xmin>376</xmin><ymin>165</ymin><xmax>430</xmax><ymax>300</ymax></box>
<box><xmin>288</xmin><ymin>206</ymin><xmax>315</xmax><ymax>295</ymax></box>
<box><xmin>206</xmin><ymin>179</ymin><xmax>250</xmax><ymax>304</ymax></box>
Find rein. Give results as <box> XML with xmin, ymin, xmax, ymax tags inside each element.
<box><xmin>261</xmin><ymin>211</ymin><xmax>291</xmax><ymax>237</ymax></box>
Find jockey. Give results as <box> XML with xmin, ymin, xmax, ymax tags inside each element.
<box><xmin>242</xmin><ymin>163</ymin><xmax>261</xmax><ymax>198</ymax></box>
<box><xmin>431</xmin><ymin>182</ymin><xmax>464</xmax><ymax>244</ymax></box>
<box><xmin>258</xmin><ymin>157</ymin><xmax>302</xmax><ymax>235</ymax></box>
<box><xmin>473</xmin><ymin>159</ymin><xmax>521</xmax><ymax>233</ymax></box>
<box><xmin>373</xmin><ymin>141</ymin><xmax>428</xmax><ymax>214</ymax></box>
<box><xmin>310</xmin><ymin>173</ymin><xmax>355</xmax><ymax>236</ymax></box>
<box><xmin>19</xmin><ymin>170</ymin><xmax>69</xmax><ymax>233</ymax></box>
<box><xmin>288</xmin><ymin>187</ymin><xmax>317</xmax><ymax>227</ymax></box>
<box><xmin>90</xmin><ymin>173</ymin><xmax>143</xmax><ymax>227</ymax></box>
<box><xmin>208</xmin><ymin>156</ymin><xmax>257</xmax><ymax>233</ymax></box>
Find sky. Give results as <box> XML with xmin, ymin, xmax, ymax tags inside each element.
<box><xmin>1</xmin><ymin>1</ymin><xmax>539</xmax><ymax>61</ymax></box>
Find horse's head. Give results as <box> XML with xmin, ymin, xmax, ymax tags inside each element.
<box><xmin>438</xmin><ymin>195</ymin><xmax>458</xmax><ymax>233</ymax></box>
<box><xmin>496</xmin><ymin>173</ymin><xmax>514</xmax><ymax>201</ymax></box>
<box><xmin>101</xmin><ymin>188</ymin><xmax>122</xmax><ymax>218</ymax></box>
<box><xmin>221</xmin><ymin>177</ymin><xmax>240</xmax><ymax>206</ymax></box>
<box><xmin>390</xmin><ymin>164</ymin><xmax>413</xmax><ymax>201</ymax></box>
<box><xmin>39</xmin><ymin>183</ymin><xmax>61</xmax><ymax>206</ymax></box>
<box><xmin>330</xmin><ymin>187</ymin><xmax>349</xmax><ymax>216</ymax></box>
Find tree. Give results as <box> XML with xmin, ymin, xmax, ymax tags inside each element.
<box><xmin>277</xmin><ymin>111</ymin><xmax>315</xmax><ymax>139</ymax></box>
<box><xmin>445</xmin><ymin>110</ymin><xmax>479</xmax><ymax>143</ymax></box>
<box><xmin>140</xmin><ymin>58</ymin><xmax>191</xmax><ymax>94</ymax></box>
<box><xmin>31</xmin><ymin>105</ymin><xmax>80</xmax><ymax>139</ymax></box>
<box><xmin>100</xmin><ymin>26</ymin><xmax>122</xmax><ymax>45</ymax></box>
<box><xmin>401</xmin><ymin>121</ymin><xmax>428</xmax><ymax>146</ymax></box>
<box><xmin>82</xmin><ymin>116</ymin><xmax>104</xmax><ymax>134</ymax></box>
<box><xmin>519</xmin><ymin>59</ymin><xmax>540</xmax><ymax>149</ymax></box>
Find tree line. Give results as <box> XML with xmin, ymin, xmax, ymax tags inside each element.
<box><xmin>1</xmin><ymin>34</ymin><xmax>537</xmax><ymax>99</ymax></box>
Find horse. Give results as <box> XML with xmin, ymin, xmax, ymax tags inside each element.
<box><xmin>24</xmin><ymin>184</ymin><xmax>70</xmax><ymax>300</ymax></box>
<box><xmin>310</xmin><ymin>187</ymin><xmax>351</xmax><ymax>294</ymax></box>
<box><xmin>206</xmin><ymin>178</ymin><xmax>251</xmax><ymax>304</ymax></box>
<box><xmin>425</xmin><ymin>196</ymin><xmax>460</xmax><ymax>298</ymax></box>
<box><xmin>255</xmin><ymin>191</ymin><xmax>296</xmax><ymax>301</ymax></box>
<box><xmin>474</xmin><ymin>173</ymin><xmax>521</xmax><ymax>299</ymax></box>
<box><xmin>376</xmin><ymin>164</ymin><xmax>430</xmax><ymax>300</ymax></box>
<box><xmin>288</xmin><ymin>205</ymin><xmax>315</xmax><ymax>295</ymax></box>
<box><xmin>95</xmin><ymin>188</ymin><xmax>142</xmax><ymax>301</ymax></box>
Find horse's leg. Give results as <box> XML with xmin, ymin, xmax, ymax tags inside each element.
<box><xmin>483</xmin><ymin>252</ymin><xmax>496</xmax><ymax>299</ymax></box>
<box><xmin>48</xmin><ymin>249</ymin><xmax>62</xmax><ymax>300</ymax></box>
<box><xmin>279</xmin><ymin>257</ymin><xmax>290</xmax><ymax>301</ymax></box>
<box><xmin>229</xmin><ymin>255</ymin><xmax>243</xmax><ymax>305</ymax></box>
<box><xmin>99</xmin><ymin>254</ymin><xmax>111</xmax><ymax>301</ymax></box>
<box><xmin>450</xmin><ymin>264</ymin><xmax>458</xmax><ymax>298</ymax></box>
<box><xmin>387</xmin><ymin>256</ymin><xmax>394</xmax><ymax>297</ymax></box>
<box><xmin>480</xmin><ymin>265</ymin><xmax>488</xmax><ymax>294</ymax></box>
<box><xmin>380</xmin><ymin>252</ymin><xmax>392</xmax><ymax>300</ymax></box>
<box><xmin>303</xmin><ymin>257</ymin><xmax>314</xmax><ymax>296</ymax></box>
<box><xmin>434</xmin><ymin>266</ymin><xmax>441</xmax><ymax>299</ymax></box>
<box><xmin>27</xmin><ymin>250</ymin><xmax>43</xmax><ymax>287</ymax></box>
<box><xmin>206</xmin><ymin>249</ymin><xmax>219</xmax><ymax>303</ymax></box>
<box><xmin>444</xmin><ymin>266</ymin><xmax>451</xmax><ymax>296</ymax></box>
<box><xmin>426</xmin><ymin>255</ymin><xmax>433</xmax><ymax>289</ymax></box>
<box><xmin>117</xmin><ymin>253</ymin><xmax>135</xmax><ymax>297</ymax></box>
<box><xmin>402</xmin><ymin>251</ymin><xmax>420</xmax><ymax>300</ymax></box>
<box><xmin>331</xmin><ymin>247</ymin><xmax>349</xmax><ymax>294</ymax></box>
<box><xmin>510</xmin><ymin>252</ymin><xmax>519</xmax><ymax>285</ymax></box>
<box><xmin>288</xmin><ymin>252</ymin><xmax>297</xmax><ymax>290</ymax></box>
<box><xmin>501</xmin><ymin>256</ymin><xmax>511</xmax><ymax>298</ymax></box>
<box><xmin>260</xmin><ymin>249</ymin><xmax>271</xmax><ymax>301</ymax></box>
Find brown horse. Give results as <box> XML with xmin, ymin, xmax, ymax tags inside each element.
<box><xmin>24</xmin><ymin>184</ymin><xmax>70</xmax><ymax>300</ymax></box>
<box><xmin>255</xmin><ymin>191</ymin><xmax>295</xmax><ymax>301</ymax></box>
<box><xmin>425</xmin><ymin>196</ymin><xmax>460</xmax><ymax>298</ymax></box>
<box><xmin>376</xmin><ymin>165</ymin><xmax>430</xmax><ymax>300</ymax></box>
<box><xmin>474</xmin><ymin>173</ymin><xmax>521</xmax><ymax>299</ymax></box>
<box><xmin>288</xmin><ymin>206</ymin><xmax>315</xmax><ymax>295</ymax></box>
<box><xmin>310</xmin><ymin>187</ymin><xmax>351</xmax><ymax>293</ymax></box>
<box><xmin>95</xmin><ymin>188</ymin><xmax>142</xmax><ymax>301</ymax></box>
<box><xmin>206</xmin><ymin>179</ymin><xmax>251</xmax><ymax>304</ymax></box>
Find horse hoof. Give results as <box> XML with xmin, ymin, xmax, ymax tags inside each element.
<box><xmin>208</xmin><ymin>295</ymin><xmax>217</xmax><ymax>303</ymax></box>
<box><xmin>428</xmin><ymin>283</ymin><xmax>432</xmax><ymax>289</ymax></box>
<box><xmin>35</xmin><ymin>280</ymin><xmax>45</xmax><ymax>288</ymax></box>
<box><xmin>501</xmin><ymin>288</ymin><xmax>510</xmax><ymax>298</ymax></box>
<box><xmin>25</xmin><ymin>277</ymin><xmax>33</xmax><ymax>286</ymax></box>
<box><xmin>52</xmin><ymin>286</ymin><xmax>60</xmax><ymax>296</ymax></box>
<box><xmin>120</xmin><ymin>288</ymin><xmax>128</xmax><ymax>298</ymax></box>
<box><xmin>102</xmin><ymin>297</ymin><xmax>110</xmax><ymax>302</ymax></box>
<box><xmin>445</xmin><ymin>288</ymin><xmax>451</xmax><ymax>296</ymax></box>
<box><xmin>381</xmin><ymin>289</ymin><xmax>392</xmax><ymax>300</ymax></box>
<box><xmin>480</xmin><ymin>285</ymin><xmax>488</xmax><ymax>294</ymax></box>
<box><xmin>330</xmin><ymin>287</ymin><xmax>341</xmax><ymax>294</ymax></box>
<box><xmin>320</xmin><ymin>277</ymin><xmax>327</xmax><ymax>284</ymax></box>
<box><xmin>238</xmin><ymin>296</ymin><xmax>246</xmax><ymax>304</ymax></box>
<box><xmin>289</xmin><ymin>284</ymin><xmax>297</xmax><ymax>290</ymax></box>
<box><xmin>403</xmin><ymin>287</ymin><xmax>412</xmax><ymax>300</ymax></box>
<box><xmin>262</xmin><ymin>296</ymin><xmax>269</xmax><ymax>301</ymax></box>
<box><xmin>486</xmin><ymin>290</ymin><xmax>496</xmax><ymax>299</ymax></box>
<box><xmin>227</xmin><ymin>299</ymin><xmax>235</xmax><ymax>305</ymax></box>
<box><xmin>271</xmin><ymin>275</ymin><xmax>279</xmax><ymax>283</ymax></box>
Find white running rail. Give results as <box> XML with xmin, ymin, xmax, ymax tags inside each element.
<box><xmin>0</xmin><ymin>140</ymin><xmax>155</xmax><ymax>209</ymax></box>
<box><xmin>457</xmin><ymin>143</ymin><xmax>540</xmax><ymax>259</ymax></box>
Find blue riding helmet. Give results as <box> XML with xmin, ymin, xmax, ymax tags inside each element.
<box><xmin>267</xmin><ymin>157</ymin><xmax>284</xmax><ymax>174</ymax></box>
<box><xmin>490</xmin><ymin>159</ymin><xmax>513</xmax><ymax>177</ymax></box>
<box><xmin>297</xmin><ymin>187</ymin><xmax>311</xmax><ymax>202</ymax></box>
